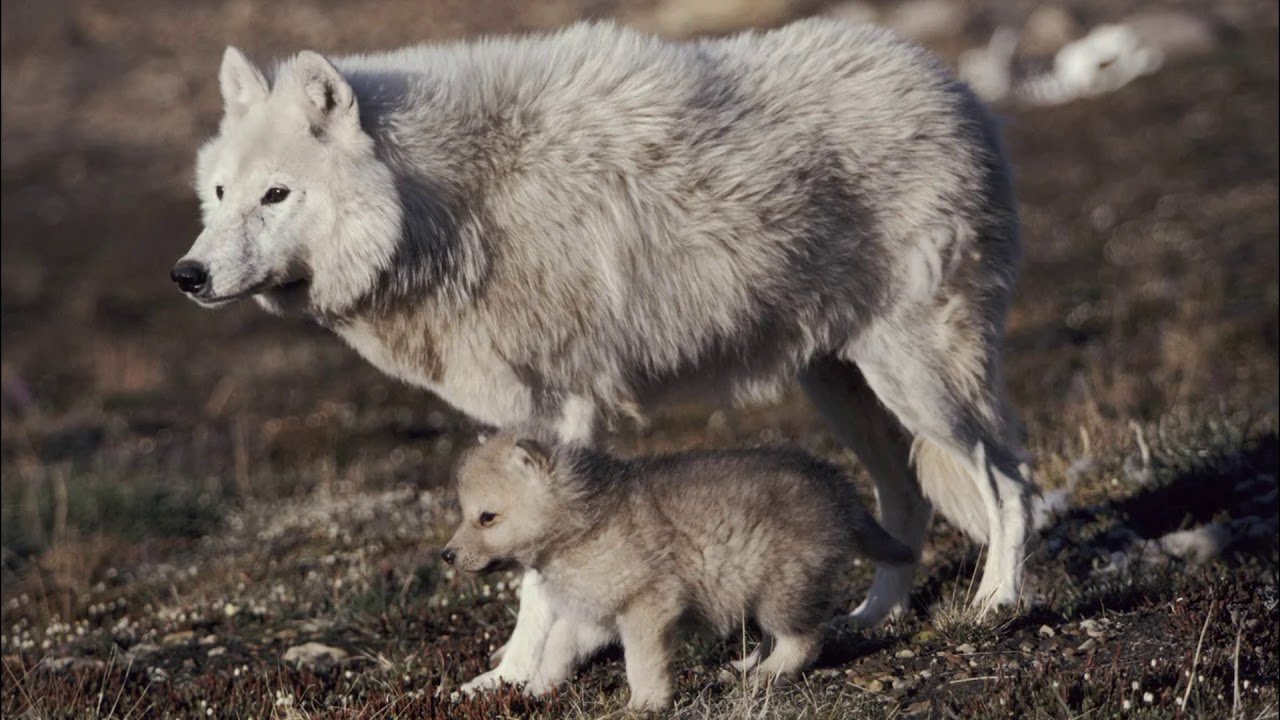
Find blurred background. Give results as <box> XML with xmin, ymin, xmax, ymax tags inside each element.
<box><xmin>2</xmin><ymin>1</ymin><xmax>1277</xmax><ymax>717</ymax></box>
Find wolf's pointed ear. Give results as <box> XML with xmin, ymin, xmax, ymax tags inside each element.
<box><xmin>514</xmin><ymin>438</ymin><xmax>552</xmax><ymax>472</ymax></box>
<box><xmin>293</xmin><ymin>50</ymin><xmax>358</xmax><ymax>135</ymax></box>
<box><xmin>219</xmin><ymin>47</ymin><xmax>268</xmax><ymax>121</ymax></box>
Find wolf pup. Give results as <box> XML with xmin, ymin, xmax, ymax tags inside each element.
<box><xmin>174</xmin><ymin>18</ymin><xmax>1034</xmax><ymax>693</ymax></box>
<box><xmin>442</xmin><ymin>432</ymin><xmax>914</xmax><ymax>710</ymax></box>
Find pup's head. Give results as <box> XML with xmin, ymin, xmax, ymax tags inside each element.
<box><xmin>442</xmin><ymin>433</ymin><xmax>564</xmax><ymax>574</ymax></box>
<box><xmin>172</xmin><ymin>47</ymin><xmax>400</xmax><ymax>317</ymax></box>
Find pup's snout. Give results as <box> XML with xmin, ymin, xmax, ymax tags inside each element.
<box><xmin>170</xmin><ymin>260</ymin><xmax>209</xmax><ymax>294</ymax></box>
<box><xmin>440</xmin><ymin>547</ymin><xmax>457</xmax><ymax>565</ymax></box>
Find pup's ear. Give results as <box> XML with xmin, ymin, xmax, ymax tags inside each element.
<box><xmin>514</xmin><ymin>438</ymin><xmax>552</xmax><ymax>472</ymax></box>
<box><xmin>219</xmin><ymin>47</ymin><xmax>269</xmax><ymax>122</ymax></box>
<box><xmin>293</xmin><ymin>50</ymin><xmax>358</xmax><ymax>135</ymax></box>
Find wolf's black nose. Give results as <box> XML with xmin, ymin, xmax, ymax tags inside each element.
<box><xmin>440</xmin><ymin>548</ymin><xmax>457</xmax><ymax>565</ymax></box>
<box><xmin>170</xmin><ymin>260</ymin><xmax>208</xmax><ymax>294</ymax></box>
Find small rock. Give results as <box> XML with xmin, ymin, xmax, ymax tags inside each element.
<box><xmin>1077</xmin><ymin>638</ymin><xmax>1097</xmax><ymax>652</ymax></box>
<box><xmin>903</xmin><ymin>700</ymin><xmax>932</xmax><ymax>717</ymax></box>
<box><xmin>1079</xmin><ymin>619</ymin><xmax>1106</xmax><ymax>638</ymax></box>
<box><xmin>956</xmin><ymin>643</ymin><xmax>977</xmax><ymax>654</ymax></box>
<box><xmin>207</xmin><ymin>646</ymin><xmax>226</xmax><ymax>657</ymax></box>
<box><xmin>283</xmin><ymin>642</ymin><xmax>348</xmax><ymax>670</ymax></box>
<box><xmin>865</xmin><ymin>678</ymin><xmax>885</xmax><ymax>693</ymax></box>
<box><xmin>918</xmin><ymin>668</ymin><xmax>933</xmax><ymax>679</ymax></box>
<box><xmin>895</xmin><ymin>649</ymin><xmax>916</xmax><ymax>659</ymax></box>
<box><xmin>1038</xmin><ymin>625</ymin><xmax>1056</xmax><ymax>638</ymax></box>
<box><xmin>1156</xmin><ymin>523</ymin><xmax>1231</xmax><ymax>563</ymax></box>
<box><xmin>161</xmin><ymin>630</ymin><xmax>195</xmax><ymax>646</ymax></box>
<box><xmin>199</xmin><ymin>634</ymin><xmax>218</xmax><ymax>646</ymax></box>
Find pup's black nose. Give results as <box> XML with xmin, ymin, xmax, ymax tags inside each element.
<box><xmin>440</xmin><ymin>547</ymin><xmax>457</xmax><ymax>565</ymax></box>
<box><xmin>170</xmin><ymin>260</ymin><xmax>209</xmax><ymax>294</ymax></box>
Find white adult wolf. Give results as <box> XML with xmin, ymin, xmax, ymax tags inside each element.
<box><xmin>173</xmin><ymin>19</ymin><xmax>1035</xmax><ymax>694</ymax></box>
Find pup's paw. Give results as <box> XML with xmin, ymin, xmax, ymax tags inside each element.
<box><xmin>626</xmin><ymin>692</ymin><xmax>672</xmax><ymax>713</ymax></box>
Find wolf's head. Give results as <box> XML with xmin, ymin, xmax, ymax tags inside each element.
<box><xmin>442</xmin><ymin>434</ymin><xmax>569</xmax><ymax>574</ymax></box>
<box><xmin>172</xmin><ymin>48</ymin><xmax>400</xmax><ymax>317</ymax></box>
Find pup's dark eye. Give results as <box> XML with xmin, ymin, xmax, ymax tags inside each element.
<box><xmin>215</xmin><ymin>185</ymin><xmax>224</xmax><ymax>200</ymax></box>
<box><xmin>261</xmin><ymin>187</ymin><xmax>290</xmax><ymax>205</ymax></box>
<box><xmin>478</xmin><ymin>511</ymin><xmax>498</xmax><ymax>528</ymax></box>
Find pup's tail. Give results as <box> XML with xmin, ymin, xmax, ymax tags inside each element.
<box><xmin>847</xmin><ymin>506</ymin><xmax>918</xmax><ymax>566</ymax></box>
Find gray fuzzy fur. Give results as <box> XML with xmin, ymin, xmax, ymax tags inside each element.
<box><xmin>445</xmin><ymin>432</ymin><xmax>913</xmax><ymax>709</ymax></box>
<box><xmin>177</xmin><ymin>18</ymin><xmax>1035</xmax><ymax>694</ymax></box>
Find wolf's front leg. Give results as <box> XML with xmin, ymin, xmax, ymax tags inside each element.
<box><xmin>465</xmin><ymin>395</ymin><xmax>603</xmax><ymax>692</ymax></box>
<box><xmin>525</xmin><ymin>617</ymin><xmax>615</xmax><ymax>695</ymax></box>
<box><xmin>461</xmin><ymin>570</ymin><xmax>554</xmax><ymax>692</ymax></box>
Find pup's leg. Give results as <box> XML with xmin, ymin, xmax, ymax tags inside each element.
<box><xmin>526</xmin><ymin>617</ymin><xmax>613</xmax><ymax>695</ymax></box>
<box><xmin>728</xmin><ymin>635</ymin><xmax>773</xmax><ymax>673</ymax></box>
<box><xmin>749</xmin><ymin>632</ymin><xmax>820</xmax><ymax>684</ymax></box>
<box><xmin>749</xmin><ymin>573</ymin><xmax>824</xmax><ymax>685</ymax></box>
<box><xmin>462</xmin><ymin>570</ymin><xmax>554</xmax><ymax>692</ymax></box>
<box><xmin>617</xmin><ymin>599</ymin><xmax>681</xmax><ymax>712</ymax></box>
<box><xmin>801</xmin><ymin>358</ymin><xmax>931</xmax><ymax>626</ymax></box>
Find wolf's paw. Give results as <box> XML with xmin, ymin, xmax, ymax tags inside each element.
<box><xmin>970</xmin><ymin>581</ymin><xmax>1022</xmax><ymax>618</ymax></box>
<box><xmin>460</xmin><ymin>669</ymin><xmax>506</xmax><ymax>695</ymax></box>
<box><xmin>833</xmin><ymin>597</ymin><xmax>910</xmax><ymax>631</ymax></box>
<box><xmin>522</xmin><ymin>676</ymin><xmax>562</xmax><ymax>697</ymax></box>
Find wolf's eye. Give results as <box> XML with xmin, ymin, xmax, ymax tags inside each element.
<box><xmin>215</xmin><ymin>185</ymin><xmax>224</xmax><ymax>200</ymax></box>
<box><xmin>478</xmin><ymin>511</ymin><xmax>498</xmax><ymax>528</ymax></box>
<box><xmin>261</xmin><ymin>186</ymin><xmax>290</xmax><ymax>205</ymax></box>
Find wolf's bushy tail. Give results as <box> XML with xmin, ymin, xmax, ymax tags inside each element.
<box><xmin>847</xmin><ymin>506</ymin><xmax>917</xmax><ymax>566</ymax></box>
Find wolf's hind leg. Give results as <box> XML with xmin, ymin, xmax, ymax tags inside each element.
<box><xmin>801</xmin><ymin>358</ymin><xmax>931</xmax><ymax>626</ymax></box>
<box><xmin>853</xmin><ymin>308</ymin><xmax>1034</xmax><ymax>616</ymax></box>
